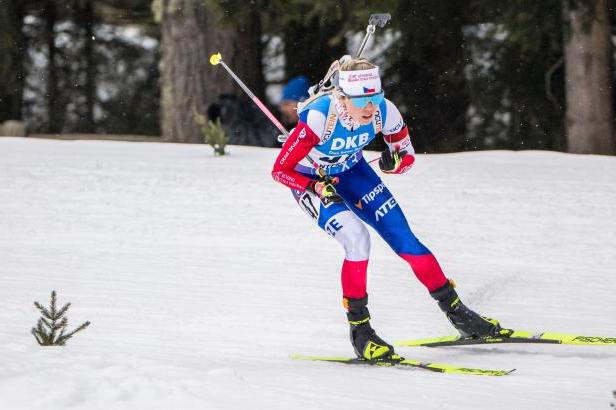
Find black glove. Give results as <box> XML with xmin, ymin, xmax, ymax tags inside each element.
<box><xmin>378</xmin><ymin>149</ymin><xmax>412</xmax><ymax>174</ymax></box>
<box><xmin>308</xmin><ymin>176</ymin><xmax>343</xmax><ymax>204</ymax></box>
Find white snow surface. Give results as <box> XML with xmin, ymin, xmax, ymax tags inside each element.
<box><xmin>1</xmin><ymin>137</ymin><xmax>615</xmax><ymax>409</ymax></box>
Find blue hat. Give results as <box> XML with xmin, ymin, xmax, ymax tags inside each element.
<box><xmin>281</xmin><ymin>75</ymin><xmax>310</xmax><ymax>102</ymax></box>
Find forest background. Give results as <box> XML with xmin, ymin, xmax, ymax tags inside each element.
<box><xmin>1</xmin><ymin>0</ymin><xmax>614</xmax><ymax>154</ymax></box>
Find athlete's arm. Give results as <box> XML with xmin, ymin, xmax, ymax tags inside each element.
<box><xmin>271</xmin><ymin>107</ymin><xmax>327</xmax><ymax>190</ymax></box>
<box><xmin>271</xmin><ymin>122</ymin><xmax>320</xmax><ymax>191</ymax></box>
<box><xmin>380</xmin><ymin>99</ymin><xmax>415</xmax><ymax>174</ymax></box>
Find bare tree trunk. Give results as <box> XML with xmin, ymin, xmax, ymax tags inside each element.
<box><xmin>45</xmin><ymin>0</ymin><xmax>60</xmax><ymax>132</ymax></box>
<box><xmin>231</xmin><ymin>6</ymin><xmax>265</xmax><ymax>100</ymax></box>
<box><xmin>80</xmin><ymin>0</ymin><xmax>96</xmax><ymax>133</ymax></box>
<box><xmin>564</xmin><ymin>0</ymin><xmax>615</xmax><ymax>154</ymax></box>
<box><xmin>0</xmin><ymin>1</ymin><xmax>26</xmax><ymax>122</ymax></box>
<box><xmin>160</xmin><ymin>0</ymin><xmax>264</xmax><ymax>143</ymax></box>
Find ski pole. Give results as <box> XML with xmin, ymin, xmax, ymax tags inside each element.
<box><xmin>355</xmin><ymin>13</ymin><xmax>391</xmax><ymax>58</ymax></box>
<box><xmin>209</xmin><ymin>52</ymin><xmax>326</xmax><ymax>178</ymax></box>
<box><xmin>209</xmin><ymin>52</ymin><xmax>289</xmax><ymax>139</ymax></box>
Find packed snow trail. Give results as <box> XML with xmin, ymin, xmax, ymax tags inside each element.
<box><xmin>0</xmin><ymin>137</ymin><xmax>615</xmax><ymax>409</ymax></box>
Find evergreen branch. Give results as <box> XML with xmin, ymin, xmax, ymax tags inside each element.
<box><xmin>40</xmin><ymin>317</ymin><xmax>52</xmax><ymax>330</ymax></box>
<box><xmin>49</xmin><ymin>291</ymin><xmax>57</xmax><ymax>318</ymax></box>
<box><xmin>52</xmin><ymin>317</ymin><xmax>67</xmax><ymax>332</ymax></box>
<box><xmin>41</xmin><ymin>310</ymin><xmax>53</xmax><ymax>321</ymax></box>
<box><xmin>56</xmin><ymin>302</ymin><xmax>71</xmax><ymax>318</ymax></box>
<box><xmin>33</xmin><ymin>320</ymin><xmax>53</xmax><ymax>345</ymax></box>
<box><xmin>40</xmin><ymin>330</ymin><xmax>53</xmax><ymax>345</ymax></box>
<box><xmin>56</xmin><ymin>321</ymin><xmax>91</xmax><ymax>346</ymax></box>
<box><xmin>31</xmin><ymin>328</ymin><xmax>44</xmax><ymax>346</ymax></box>
<box><xmin>35</xmin><ymin>319</ymin><xmax>45</xmax><ymax>334</ymax></box>
<box><xmin>48</xmin><ymin>326</ymin><xmax>56</xmax><ymax>344</ymax></box>
<box><xmin>34</xmin><ymin>302</ymin><xmax>53</xmax><ymax>320</ymax></box>
<box><xmin>33</xmin><ymin>301</ymin><xmax>46</xmax><ymax>312</ymax></box>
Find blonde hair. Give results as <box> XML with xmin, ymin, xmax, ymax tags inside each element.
<box><xmin>339</xmin><ymin>58</ymin><xmax>377</xmax><ymax>71</ymax></box>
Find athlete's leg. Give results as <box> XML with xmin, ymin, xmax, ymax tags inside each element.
<box><xmin>335</xmin><ymin>160</ymin><xmax>503</xmax><ymax>337</ymax></box>
<box><xmin>291</xmin><ymin>187</ymin><xmax>396</xmax><ymax>359</ymax></box>
<box><xmin>291</xmin><ymin>188</ymin><xmax>370</xmax><ymax>298</ymax></box>
<box><xmin>334</xmin><ymin>159</ymin><xmax>447</xmax><ymax>292</ymax></box>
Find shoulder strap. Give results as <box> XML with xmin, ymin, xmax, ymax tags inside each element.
<box><xmin>320</xmin><ymin>100</ymin><xmax>338</xmax><ymax>143</ymax></box>
<box><xmin>372</xmin><ymin>106</ymin><xmax>383</xmax><ymax>135</ymax></box>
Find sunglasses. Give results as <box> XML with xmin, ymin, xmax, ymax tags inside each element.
<box><xmin>347</xmin><ymin>92</ymin><xmax>385</xmax><ymax>108</ymax></box>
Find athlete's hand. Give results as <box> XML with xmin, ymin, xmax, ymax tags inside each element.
<box><xmin>309</xmin><ymin>176</ymin><xmax>343</xmax><ymax>204</ymax></box>
<box><xmin>378</xmin><ymin>149</ymin><xmax>415</xmax><ymax>174</ymax></box>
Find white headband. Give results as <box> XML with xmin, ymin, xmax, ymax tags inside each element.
<box><xmin>338</xmin><ymin>67</ymin><xmax>382</xmax><ymax>96</ymax></box>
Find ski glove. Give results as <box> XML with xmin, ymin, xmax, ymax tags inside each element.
<box><xmin>309</xmin><ymin>176</ymin><xmax>343</xmax><ymax>204</ymax></box>
<box><xmin>378</xmin><ymin>149</ymin><xmax>415</xmax><ymax>174</ymax></box>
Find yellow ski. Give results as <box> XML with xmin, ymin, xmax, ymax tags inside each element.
<box><xmin>395</xmin><ymin>330</ymin><xmax>616</xmax><ymax>347</ymax></box>
<box><xmin>291</xmin><ymin>354</ymin><xmax>514</xmax><ymax>376</ymax></box>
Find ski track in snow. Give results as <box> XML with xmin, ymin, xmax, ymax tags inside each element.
<box><xmin>0</xmin><ymin>137</ymin><xmax>615</xmax><ymax>409</ymax></box>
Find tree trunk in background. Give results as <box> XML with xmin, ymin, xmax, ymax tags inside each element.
<box><xmin>0</xmin><ymin>1</ymin><xmax>26</xmax><ymax>121</ymax></box>
<box><xmin>45</xmin><ymin>0</ymin><xmax>60</xmax><ymax>132</ymax></box>
<box><xmin>78</xmin><ymin>0</ymin><xmax>96</xmax><ymax>133</ymax></box>
<box><xmin>160</xmin><ymin>0</ymin><xmax>264</xmax><ymax>143</ymax></box>
<box><xmin>232</xmin><ymin>6</ymin><xmax>266</xmax><ymax>101</ymax></box>
<box><xmin>564</xmin><ymin>0</ymin><xmax>615</xmax><ymax>154</ymax></box>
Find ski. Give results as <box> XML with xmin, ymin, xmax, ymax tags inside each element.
<box><xmin>395</xmin><ymin>330</ymin><xmax>616</xmax><ymax>348</ymax></box>
<box><xmin>290</xmin><ymin>354</ymin><xmax>515</xmax><ymax>376</ymax></box>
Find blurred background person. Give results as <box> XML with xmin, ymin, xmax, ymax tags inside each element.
<box><xmin>279</xmin><ymin>75</ymin><xmax>310</xmax><ymax>129</ymax></box>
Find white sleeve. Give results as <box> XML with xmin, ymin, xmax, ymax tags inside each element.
<box><xmin>382</xmin><ymin>99</ymin><xmax>405</xmax><ymax>135</ymax></box>
<box><xmin>380</xmin><ymin>99</ymin><xmax>414</xmax><ymax>155</ymax></box>
<box><xmin>305</xmin><ymin>110</ymin><xmax>327</xmax><ymax>142</ymax></box>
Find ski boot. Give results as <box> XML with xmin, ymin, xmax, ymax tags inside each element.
<box><xmin>430</xmin><ymin>280</ymin><xmax>504</xmax><ymax>338</ymax></box>
<box><xmin>344</xmin><ymin>295</ymin><xmax>396</xmax><ymax>361</ymax></box>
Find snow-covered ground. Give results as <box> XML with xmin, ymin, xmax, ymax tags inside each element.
<box><xmin>0</xmin><ymin>137</ymin><xmax>614</xmax><ymax>409</ymax></box>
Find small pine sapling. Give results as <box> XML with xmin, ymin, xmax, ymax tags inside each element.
<box><xmin>31</xmin><ymin>290</ymin><xmax>91</xmax><ymax>346</ymax></box>
<box><xmin>194</xmin><ymin>109</ymin><xmax>228</xmax><ymax>156</ymax></box>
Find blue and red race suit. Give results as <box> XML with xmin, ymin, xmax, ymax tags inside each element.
<box><xmin>271</xmin><ymin>94</ymin><xmax>447</xmax><ymax>299</ymax></box>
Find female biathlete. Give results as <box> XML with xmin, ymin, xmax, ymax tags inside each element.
<box><xmin>271</xmin><ymin>57</ymin><xmax>503</xmax><ymax>361</ymax></box>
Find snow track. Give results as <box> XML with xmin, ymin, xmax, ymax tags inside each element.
<box><xmin>1</xmin><ymin>137</ymin><xmax>615</xmax><ymax>409</ymax></box>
